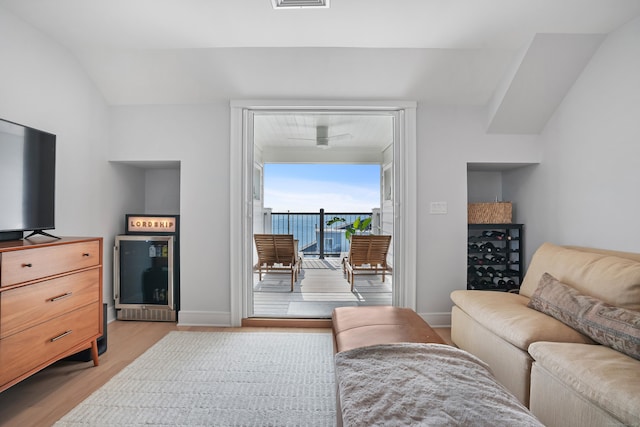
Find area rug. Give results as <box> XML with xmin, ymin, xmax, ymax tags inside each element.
<box><xmin>55</xmin><ymin>331</ymin><xmax>336</xmax><ymax>426</ymax></box>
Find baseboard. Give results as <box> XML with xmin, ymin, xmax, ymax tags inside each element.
<box><xmin>242</xmin><ymin>318</ymin><xmax>332</xmax><ymax>328</ymax></box>
<box><xmin>178</xmin><ymin>310</ymin><xmax>232</xmax><ymax>326</ymax></box>
<box><xmin>418</xmin><ymin>311</ymin><xmax>451</xmax><ymax>328</ymax></box>
<box><xmin>176</xmin><ymin>310</ymin><xmax>450</xmax><ymax>328</ymax></box>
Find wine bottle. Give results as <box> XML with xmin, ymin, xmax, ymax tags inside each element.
<box><xmin>481</xmin><ymin>242</ymin><xmax>496</xmax><ymax>253</ymax></box>
<box><xmin>467</xmin><ymin>265</ymin><xmax>476</xmax><ymax>276</ymax></box>
<box><xmin>484</xmin><ymin>254</ymin><xmax>505</xmax><ymax>263</ymax></box>
<box><xmin>469</xmin><ymin>256</ymin><xmax>483</xmax><ymax>266</ymax></box>
<box><xmin>480</xmin><ymin>279</ymin><xmax>492</xmax><ymax>289</ymax></box>
<box><xmin>486</xmin><ymin>267</ymin><xmax>497</xmax><ymax>278</ymax></box>
<box><xmin>482</xmin><ymin>230</ymin><xmax>506</xmax><ymax>240</ymax></box>
<box><xmin>504</xmin><ymin>268</ymin><xmax>520</xmax><ymax>277</ymax></box>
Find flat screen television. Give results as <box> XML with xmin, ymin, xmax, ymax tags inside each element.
<box><xmin>0</xmin><ymin>118</ymin><xmax>56</xmax><ymax>241</ymax></box>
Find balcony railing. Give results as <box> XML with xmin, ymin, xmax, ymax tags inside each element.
<box><xmin>267</xmin><ymin>208</ymin><xmax>375</xmax><ymax>258</ymax></box>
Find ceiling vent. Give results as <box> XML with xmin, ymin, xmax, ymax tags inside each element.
<box><xmin>271</xmin><ymin>0</ymin><xmax>330</xmax><ymax>9</ymax></box>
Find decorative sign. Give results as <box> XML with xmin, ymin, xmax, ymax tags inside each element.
<box><xmin>127</xmin><ymin>216</ymin><xmax>177</xmax><ymax>233</ymax></box>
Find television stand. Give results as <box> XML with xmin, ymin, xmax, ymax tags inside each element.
<box><xmin>24</xmin><ymin>230</ymin><xmax>61</xmax><ymax>240</ymax></box>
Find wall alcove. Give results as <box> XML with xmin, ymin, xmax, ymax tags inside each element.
<box><xmin>109</xmin><ymin>161</ymin><xmax>181</xmax><ymax>216</ymax></box>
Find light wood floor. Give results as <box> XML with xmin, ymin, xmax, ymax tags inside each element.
<box><xmin>0</xmin><ymin>320</ymin><xmax>452</xmax><ymax>427</ymax></box>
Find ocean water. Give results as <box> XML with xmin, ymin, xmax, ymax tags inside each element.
<box><xmin>271</xmin><ymin>213</ymin><xmax>368</xmax><ymax>255</ymax></box>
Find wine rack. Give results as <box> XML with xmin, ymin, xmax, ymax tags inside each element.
<box><xmin>467</xmin><ymin>224</ymin><xmax>524</xmax><ymax>292</ymax></box>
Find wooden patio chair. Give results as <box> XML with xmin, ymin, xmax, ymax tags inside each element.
<box><xmin>254</xmin><ymin>234</ymin><xmax>302</xmax><ymax>291</ymax></box>
<box><xmin>343</xmin><ymin>234</ymin><xmax>392</xmax><ymax>291</ymax></box>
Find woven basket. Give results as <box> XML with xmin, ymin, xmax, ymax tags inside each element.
<box><xmin>468</xmin><ymin>202</ymin><xmax>512</xmax><ymax>224</ymax></box>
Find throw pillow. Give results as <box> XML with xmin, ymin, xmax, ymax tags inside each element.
<box><xmin>528</xmin><ymin>272</ymin><xmax>640</xmax><ymax>360</ymax></box>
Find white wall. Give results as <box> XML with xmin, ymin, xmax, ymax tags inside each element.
<box><xmin>108</xmin><ymin>163</ymin><xmax>146</xmax><ymax>232</ymax></box>
<box><xmin>109</xmin><ymin>104</ymin><xmax>231</xmax><ymax>325</ymax></box>
<box><xmin>505</xmin><ymin>16</ymin><xmax>640</xmax><ymax>259</ymax></box>
<box><xmin>467</xmin><ymin>171</ymin><xmax>503</xmax><ymax>203</ymax></box>
<box><xmin>107</xmin><ymin>100</ymin><xmax>543</xmax><ymax>328</ymax></box>
<box><xmin>416</xmin><ymin>106</ymin><xmax>540</xmax><ymax>323</ymax></box>
<box><xmin>108</xmin><ymin>103</ymin><xmax>540</xmax><ymax>325</ymax></box>
<box><xmin>145</xmin><ymin>168</ymin><xmax>181</xmax><ymax>214</ymax></box>
<box><xmin>0</xmin><ymin>8</ymin><xmax>136</xmax><ymax>318</ymax></box>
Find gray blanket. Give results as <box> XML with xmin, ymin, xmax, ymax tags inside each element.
<box><xmin>334</xmin><ymin>343</ymin><xmax>543</xmax><ymax>426</ymax></box>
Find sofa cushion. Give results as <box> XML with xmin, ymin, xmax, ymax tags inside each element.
<box><xmin>520</xmin><ymin>243</ymin><xmax>640</xmax><ymax>311</ymax></box>
<box><xmin>529</xmin><ymin>342</ymin><xmax>640</xmax><ymax>427</ymax></box>
<box><xmin>450</xmin><ymin>290</ymin><xmax>593</xmax><ymax>351</ymax></box>
<box><xmin>528</xmin><ymin>273</ymin><xmax>640</xmax><ymax>360</ymax></box>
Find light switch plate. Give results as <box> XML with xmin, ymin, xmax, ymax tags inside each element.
<box><xmin>430</xmin><ymin>201</ymin><xmax>448</xmax><ymax>214</ymax></box>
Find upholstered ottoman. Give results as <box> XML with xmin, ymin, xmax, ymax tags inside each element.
<box><xmin>331</xmin><ymin>305</ymin><xmax>445</xmax><ymax>353</ymax></box>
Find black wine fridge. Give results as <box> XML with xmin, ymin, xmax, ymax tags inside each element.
<box><xmin>114</xmin><ymin>214</ymin><xmax>180</xmax><ymax>322</ymax></box>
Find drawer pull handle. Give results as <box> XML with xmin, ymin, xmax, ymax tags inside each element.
<box><xmin>50</xmin><ymin>292</ymin><xmax>73</xmax><ymax>302</ymax></box>
<box><xmin>22</xmin><ymin>263</ymin><xmax>33</xmax><ymax>268</ymax></box>
<box><xmin>82</xmin><ymin>253</ymin><xmax>90</xmax><ymax>257</ymax></box>
<box><xmin>50</xmin><ymin>330</ymin><xmax>73</xmax><ymax>342</ymax></box>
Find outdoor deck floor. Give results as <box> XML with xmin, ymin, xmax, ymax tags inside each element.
<box><xmin>252</xmin><ymin>257</ymin><xmax>392</xmax><ymax>318</ymax></box>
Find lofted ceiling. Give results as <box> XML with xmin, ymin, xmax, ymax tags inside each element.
<box><xmin>1</xmin><ymin>0</ymin><xmax>639</xmax><ymax>149</ymax></box>
<box><xmin>1</xmin><ymin>0</ymin><xmax>638</xmax><ymax>50</ymax></box>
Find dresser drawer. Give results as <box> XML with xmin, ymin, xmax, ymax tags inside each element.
<box><xmin>1</xmin><ymin>240</ymin><xmax>100</xmax><ymax>287</ymax></box>
<box><xmin>0</xmin><ymin>303</ymin><xmax>99</xmax><ymax>387</ymax></box>
<box><xmin>0</xmin><ymin>269</ymin><xmax>99</xmax><ymax>339</ymax></box>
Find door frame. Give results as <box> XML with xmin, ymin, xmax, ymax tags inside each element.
<box><xmin>229</xmin><ymin>100</ymin><xmax>417</xmax><ymax>326</ymax></box>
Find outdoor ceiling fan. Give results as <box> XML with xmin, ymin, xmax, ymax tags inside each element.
<box><xmin>289</xmin><ymin>125</ymin><xmax>351</xmax><ymax>148</ymax></box>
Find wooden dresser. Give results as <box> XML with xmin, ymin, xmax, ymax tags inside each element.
<box><xmin>0</xmin><ymin>236</ymin><xmax>103</xmax><ymax>393</ymax></box>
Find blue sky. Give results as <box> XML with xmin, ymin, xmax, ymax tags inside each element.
<box><xmin>264</xmin><ymin>164</ymin><xmax>380</xmax><ymax>212</ymax></box>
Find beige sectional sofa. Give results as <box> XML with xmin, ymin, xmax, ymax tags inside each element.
<box><xmin>332</xmin><ymin>306</ymin><xmax>543</xmax><ymax>426</ymax></box>
<box><xmin>451</xmin><ymin>242</ymin><xmax>640</xmax><ymax>427</ymax></box>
